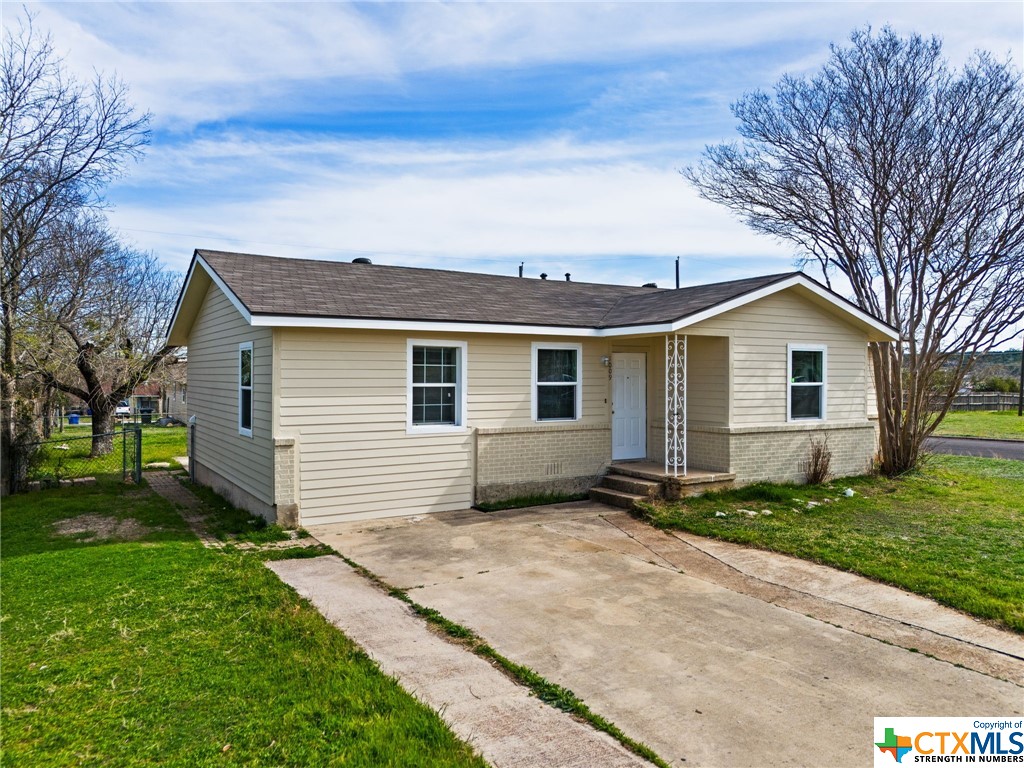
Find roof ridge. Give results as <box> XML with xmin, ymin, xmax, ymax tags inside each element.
<box><xmin>196</xmin><ymin>248</ymin><xmax>654</xmax><ymax>293</ymax></box>
<box><xmin>595</xmin><ymin>271</ymin><xmax>801</xmax><ymax>327</ymax></box>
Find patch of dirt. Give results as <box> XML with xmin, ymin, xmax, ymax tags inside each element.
<box><xmin>52</xmin><ymin>514</ymin><xmax>154</xmax><ymax>542</ymax></box>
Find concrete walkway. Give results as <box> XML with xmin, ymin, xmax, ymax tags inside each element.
<box><xmin>311</xmin><ymin>502</ymin><xmax>1023</xmax><ymax>768</ymax></box>
<box><xmin>268</xmin><ymin>556</ymin><xmax>653</xmax><ymax>768</ymax></box>
<box><xmin>146</xmin><ymin>470</ymin><xmax>219</xmax><ymax>545</ymax></box>
<box><xmin>145</xmin><ymin>472</ymin><xmax>651</xmax><ymax>766</ymax></box>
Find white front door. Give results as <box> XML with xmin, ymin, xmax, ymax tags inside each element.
<box><xmin>612</xmin><ymin>352</ymin><xmax>646</xmax><ymax>460</ymax></box>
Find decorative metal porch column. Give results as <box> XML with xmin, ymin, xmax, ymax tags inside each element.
<box><xmin>665</xmin><ymin>334</ymin><xmax>687</xmax><ymax>477</ymax></box>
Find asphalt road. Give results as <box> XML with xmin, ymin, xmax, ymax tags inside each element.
<box><xmin>924</xmin><ymin>436</ymin><xmax>1024</xmax><ymax>460</ymax></box>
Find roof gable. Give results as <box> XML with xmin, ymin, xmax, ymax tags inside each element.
<box><xmin>166</xmin><ymin>250</ymin><xmax>898</xmax><ymax>345</ymax></box>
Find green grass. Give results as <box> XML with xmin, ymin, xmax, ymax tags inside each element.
<box><xmin>29</xmin><ymin>425</ymin><xmax>188</xmax><ymax>481</ymax></box>
<box><xmin>180</xmin><ymin>478</ymin><xmax>299</xmax><ymax>543</ymax></box>
<box><xmin>933</xmin><ymin>410</ymin><xmax>1024</xmax><ymax>440</ymax></box>
<box><xmin>0</xmin><ymin>480</ymin><xmax>486</xmax><ymax>767</ymax></box>
<box><xmin>474</xmin><ymin>491</ymin><xmax>589</xmax><ymax>512</ymax></box>
<box><xmin>137</xmin><ymin>425</ymin><xmax>188</xmax><ymax>465</ymax></box>
<box><xmin>639</xmin><ymin>454</ymin><xmax>1024</xmax><ymax>633</ymax></box>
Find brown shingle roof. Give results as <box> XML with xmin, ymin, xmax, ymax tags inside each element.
<box><xmin>197</xmin><ymin>249</ymin><xmax>798</xmax><ymax>329</ymax></box>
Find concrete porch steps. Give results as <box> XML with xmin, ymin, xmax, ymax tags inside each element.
<box><xmin>600</xmin><ymin>474</ymin><xmax>662</xmax><ymax>497</ymax></box>
<box><xmin>589</xmin><ymin>485</ymin><xmax>649</xmax><ymax>510</ymax></box>
<box><xmin>589</xmin><ymin>463</ymin><xmax>738</xmax><ymax>510</ymax></box>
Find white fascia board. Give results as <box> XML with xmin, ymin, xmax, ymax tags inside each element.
<box><xmin>658</xmin><ymin>274</ymin><xmax>898</xmax><ymax>340</ymax></box>
<box><xmin>165</xmin><ymin>256</ymin><xmax>202</xmax><ymax>344</ymax></box>
<box><xmin>248</xmin><ymin>273</ymin><xmax>899</xmax><ymax>341</ymax></box>
<box><xmin>785</xmin><ymin>275</ymin><xmax>899</xmax><ymax>340</ymax></box>
<box><xmin>165</xmin><ymin>253</ymin><xmax>254</xmax><ymax>346</ymax></box>
<box><xmin>196</xmin><ymin>254</ymin><xmax>253</xmax><ymax>324</ymax></box>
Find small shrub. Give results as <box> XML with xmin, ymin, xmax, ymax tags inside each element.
<box><xmin>804</xmin><ymin>434</ymin><xmax>833</xmax><ymax>485</ymax></box>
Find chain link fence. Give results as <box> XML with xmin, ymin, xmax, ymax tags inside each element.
<box><xmin>10</xmin><ymin>428</ymin><xmax>142</xmax><ymax>493</ymax></box>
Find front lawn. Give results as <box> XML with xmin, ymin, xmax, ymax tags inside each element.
<box><xmin>1</xmin><ymin>479</ymin><xmax>486</xmax><ymax>767</ymax></box>
<box><xmin>933</xmin><ymin>409</ymin><xmax>1024</xmax><ymax>440</ymax></box>
<box><xmin>640</xmin><ymin>455</ymin><xmax>1024</xmax><ymax>633</ymax></box>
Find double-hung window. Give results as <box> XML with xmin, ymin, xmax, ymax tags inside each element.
<box><xmin>532</xmin><ymin>343</ymin><xmax>582</xmax><ymax>421</ymax></box>
<box><xmin>788</xmin><ymin>344</ymin><xmax>826</xmax><ymax>421</ymax></box>
<box><xmin>239</xmin><ymin>342</ymin><xmax>253</xmax><ymax>436</ymax></box>
<box><xmin>408</xmin><ymin>340</ymin><xmax>467</xmax><ymax>431</ymax></box>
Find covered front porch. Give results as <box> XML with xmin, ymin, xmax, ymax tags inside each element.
<box><xmin>609</xmin><ymin>333</ymin><xmax>731</xmax><ymax>468</ymax></box>
<box><xmin>595</xmin><ymin>333</ymin><xmax>738</xmax><ymax>508</ymax></box>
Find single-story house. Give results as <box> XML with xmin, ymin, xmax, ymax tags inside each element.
<box><xmin>166</xmin><ymin>250</ymin><xmax>898</xmax><ymax>527</ymax></box>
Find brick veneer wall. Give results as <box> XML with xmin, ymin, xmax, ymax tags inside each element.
<box><xmin>273</xmin><ymin>437</ymin><xmax>299</xmax><ymax>527</ymax></box>
<box><xmin>651</xmin><ymin>421</ymin><xmax>876</xmax><ymax>483</ymax></box>
<box><xmin>727</xmin><ymin>422</ymin><xmax>877</xmax><ymax>484</ymax></box>
<box><xmin>475</xmin><ymin>424</ymin><xmax>611</xmax><ymax>503</ymax></box>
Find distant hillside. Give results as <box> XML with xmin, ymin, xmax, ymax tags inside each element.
<box><xmin>970</xmin><ymin>350</ymin><xmax>1022</xmax><ymax>385</ymax></box>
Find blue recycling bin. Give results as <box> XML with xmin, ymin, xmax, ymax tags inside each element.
<box><xmin>68</xmin><ymin>414</ymin><xmax>80</xmax><ymax>425</ymax></box>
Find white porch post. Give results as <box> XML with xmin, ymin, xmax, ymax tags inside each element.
<box><xmin>665</xmin><ymin>334</ymin><xmax>687</xmax><ymax>477</ymax></box>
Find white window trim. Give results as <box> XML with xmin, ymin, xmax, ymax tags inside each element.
<box><xmin>787</xmin><ymin>343</ymin><xmax>827</xmax><ymax>422</ymax></box>
<box><xmin>406</xmin><ymin>339</ymin><xmax>469</xmax><ymax>434</ymax></box>
<box><xmin>238</xmin><ymin>341</ymin><xmax>253</xmax><ymax>437</ymax></box>
<box><xmin>531</xmin><ymin>342</ymin><xmax>583</xmax><ymax>422</ymax></box>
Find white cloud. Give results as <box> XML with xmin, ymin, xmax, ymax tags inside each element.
<box><xmin>15</xmin><ymin>2</ymin><xmax>1021</xmax><ymax>129</ymax></box>
<box><xmin>8</xmin><ymin>1</ymin><xmax>1021</xmax><ymax>291</ymax></box>
<box><xmin>107</xmin><ymin>133</ymin><xmax>794</xmax><ymax>285</ymax></box>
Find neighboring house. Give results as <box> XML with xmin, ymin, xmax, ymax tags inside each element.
<box><xmin>159</xmin><ymin>359</ymin><xmax>188</xmax><ymax>421</ymax></box>
<box><xmin>167</xmin><ymin>250</ymin><xmax>898</xmax><ymax>527</ymax></box>
<box><xmin>128</xmin><ymin>383</ymin><xmax>161</xmax><ymax>417</ymax></box>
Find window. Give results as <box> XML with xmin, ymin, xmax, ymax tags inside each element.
<box><xmin>407</xmin><ymin>340</ymin><xmax>467</xmax><ymax>431</ymax></box>
<box><xmin>788</xmin><ymin>344</ymin><xmax>826</xmax><ymax>421</ymax></box>
<box><xmin>532</xmin><ymin>343</ymin><xmax>582</xmax><ymax>421</ymax></box>
<box><xmin>239</xmin><ymin>342</ymin><xmax>253</xmax><ymax>436</ymax></box>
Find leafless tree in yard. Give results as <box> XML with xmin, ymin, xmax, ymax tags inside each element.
<box><xmin>21</xmin><ymin>213</ymin><xmax>177</xmax><ymax>455</ymax></box>
<box><xmin>686</xmin><ymin>27</ymin><xmax>1024</xmax><ymax>476</ymax></box>
<box><xmin>2</xmin><ymin>13</ymin><xmax>149</xmax><ymax>480</ymax></box>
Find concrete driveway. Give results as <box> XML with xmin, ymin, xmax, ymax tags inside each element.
<box><xmin>311</xmin><ymin>503</ymin><xmax>1023</xmax><ymax>768</ymax></box>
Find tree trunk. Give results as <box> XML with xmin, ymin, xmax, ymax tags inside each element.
<box><xmin>41</xmin><ymin>388</ymin><xmax>53</xmax><ymax>439</ymax></box>
<box><xmin>1</xmin><ymin>295</ymin><xmax>17</xmax><ymax>495</ymax></box>
<box><xmin>871</xmin><ymin>342</ymin><xmax>919</xmax><ymax>477</ymax></box>
<box><xmin>90</xmin><ymin>403</ymin><xmax>115</xmax><ymax>456</ymax></box>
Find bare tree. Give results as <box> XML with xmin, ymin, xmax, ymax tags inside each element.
<box><xmin>686</xmin><ymin>27</ymin><xmax>1024</xmax><ymax>475</ymax></box>
<box><xmin>21</xmin><ymin>213</ymin><xmax>177</xmax><ymax>455</ymax></box>
<box><xmin>1</xmin><ymin>13</ymin><xmax>149</xmax><ymax>481</ymax></box>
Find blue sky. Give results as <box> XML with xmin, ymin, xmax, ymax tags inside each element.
<box><xmin>10</xmin><ymin>1</ymin><xmax>1024</xmax><ymax>290</ymax></box>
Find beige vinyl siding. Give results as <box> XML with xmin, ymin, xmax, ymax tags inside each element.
<box><xmin>277</xmin><ymin>330</ymin><xmax>610</xmax><ymax>524</ymax></box>
<box><xmin>685</xmin><ymin>291</ymin><xmax>870</xmax><ymax>426</ymax></box>
<box><xmin>187</xmin><ymin>284</ymin><xmax>274</xmax><ymax>503</ymax></box>
<box><xmin>278</xmin><ymin>329</ymin><xmax>471</xmax><ymax>524</ymax></box>
<box><xmin>469</xmin><ymin>336</ymin><xmax>608</xmax><ymax>427</ymax></box>
<box><xmin>683</xmin><ymin>336</ymin><xmax>729</xmax><ymax>426</ymax></box>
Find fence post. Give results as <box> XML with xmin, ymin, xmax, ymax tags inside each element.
<box><xmin>134</xmin><ymin>427</ymin><xmax>142</xmax><ymax>483</ymax></box>
<box><xmin>123</xmin><ymin>428</ymin><xmax>128</xmax><ymax>481</ymax></box>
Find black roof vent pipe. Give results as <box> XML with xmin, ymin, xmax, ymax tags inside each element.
<box><xmin>565</xmin><ymin>273</ymin><xmax>571</xmax><ymax>282</ymax></box>
<box><xmin>540</xmin><ymin>273</ymin><xmax>548</xmax><ymax>280</ymax></box>
<box><xmin>352</xmin><ymin>257</ymin><xmax>372</xmax><ymax>264</ymax></box>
